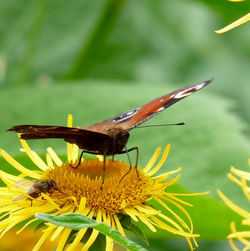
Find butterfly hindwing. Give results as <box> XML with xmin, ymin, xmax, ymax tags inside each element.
<box><xmin>8</xmin><ymin>125</ymin><xmax>112</xmax><ymax>154</ymax></box>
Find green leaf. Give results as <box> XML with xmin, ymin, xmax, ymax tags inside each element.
<box><xmin>120</xmin><ymin>215</ymin><xmax>149</xmax><ymax>246</ymax></box>
<box><xmin>35</xmin><ymin>213</ymin><xmax>148</xmax><ymax>251</ymax></box>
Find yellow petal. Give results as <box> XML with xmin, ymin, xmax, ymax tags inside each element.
<box><xmin>144</xmin><ymin>147</ymin><xmax>161</xmax><ymax>173</ymax></box>
<box><xmin>217</xmin><ymin>189</ymin><xmax>250</xmax><ymax>218</ymax></box>
<box><xmin>67</xmin><ymin>114</ymin><xmax>73</xmax><ymax>162</ymax></box>
<box><xmin>56</xmin><ymin>228</ymin><xmax>72</xmax><ymax>251</ymax></box>
<box><xmin>47</xmin><ymin>147</ymin><xmax>63</xmax><ymax>166</ymax></box>
<box><xmin>16</xmin><ymin>218</ymin><xmax>38</xmax><ymax>234</ymax></box>
<box><xmin>0</xmin><ymin>149</ymin><xmax>40</xmax><ymax>179</ymax></box>
<box><xmin>113</xmin><ymin>214</ymin><xmax>126</xmax><ymax>236</ymax></box>
<box><xmin>147</xmin><ymin>145</ymin><xmax>171</xmax><ymax>176</ymax></box>
<box><xmin>215</xmin><ymin>13</ymin><xmax>250</xmax><ymax>34</ymax></box>
<box><xmin>19</xmin><ymin>139</ymin><xmax>48</xmax><ymax>171</ymax></box>
<box><xmin>33</xmin><ymin>225</ymin><xmax>56</xmax><ymax>251</ymax></box>
<box><xmin>82</xmin><ymin>210</ymin><xmax>102</xmax><ymax>251</ymax></box>
<box><xmin>230</xmin><ymin>166</ymin><xmax>250</xmax><ymax>181</ymax></box>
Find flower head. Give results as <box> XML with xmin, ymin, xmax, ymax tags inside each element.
<box><xmin>218</xmin><ymin>159</ymin><xmax>250</xmax><ymax>250</ymax></box>
<box><xmin>0</xmin><ymin>115</ymin><xmax>207</xmax><ymax>250</ymax></box>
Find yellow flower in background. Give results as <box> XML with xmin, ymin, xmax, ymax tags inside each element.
<box><xmin>0</xmin><ymin>115</ymin><xmax>208</xmax><ymax>251</ymax></box>
<box><xmin>218</xmin><ymin>159</ymin><xmax>250</xmax><ymax>251</ymax></box>
<box><xmin>0</xmin><ymin>229</ymin><xmax>58</xmax><ymax>251</ymax></box>
<box><xmin>215</xmin><ymin>0</ymin><xmax>250</xmax><ymax>34</ymax></box>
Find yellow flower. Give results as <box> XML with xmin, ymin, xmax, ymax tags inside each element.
<box><xmin>215</xmin><ymin>1</ymin><xmax>249</xmax><ymax>34</ymax></box>
<box><xmin>217</xmin><ymin>159</ymin><xmax>250</xmax><ymax>251</ymax></box>
<box><xmin>0</xmin><ymin>229</ymin><xmax>58</xmax><ymax>251</ymax></box>
<box><xmin>0</xmin><ymin>115</ymin><xmax>208</xmax><ymax>251</ymax></box>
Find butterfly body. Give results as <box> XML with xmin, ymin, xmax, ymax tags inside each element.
<box><xmin>8</xmin><ymin>79</ymin><xmax>213</xmax><ymax>158</ymax></box>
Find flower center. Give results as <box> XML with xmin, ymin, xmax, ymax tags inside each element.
<box><xmin>42</xmin><ymin>159</ymin><xmax>154</xmax><ymax>214</ymax></box>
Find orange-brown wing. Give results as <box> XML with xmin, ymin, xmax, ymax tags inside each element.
<box><xmin>87</xmin><ymin>79</ymin><xmax>213</xmax><ymax>132</ymax></box>
<box><xmin>86</xmin><ymin>107</ymin><xmax>141</xmax><ymax>132</ymax></box>
<box><xmin>8</xmin><ymin>125</ymin><xmax>112</xmax><ymax>154</ymax></box>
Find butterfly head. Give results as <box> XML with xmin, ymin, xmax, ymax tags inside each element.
<box><xmin>104</xmin><ymin>127</ymin><xmax>130</xmax><ymax>155</ymax></box>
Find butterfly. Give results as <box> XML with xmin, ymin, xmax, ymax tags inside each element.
<box><xmin>8</xmin><ymin>79</ymin><xmax>213</xmax><ymax>178</ymax></box>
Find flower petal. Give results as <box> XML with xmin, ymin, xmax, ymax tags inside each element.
<box><xmin>217</xmin><ymin>189</ymin><xmax>250</xmax><ymax>218</ymax></box>
<box><xmin>19</xmin><ymin>139</ymin><xmax>48</xmax><ymax>171</ymax></box>
<box><xmin>33</xmin><ymin>225</ymin><xmax>56</xmax><ymax>251</ymax></box>
<box><xmin>47</xmin><ymin>147</ymin><xmax>63</xmax><ymax>166</ymax></box>
<box><xmin>144</xmin><ymin>147</ymin><xmax>161</xmax><ymax>173</ymax></box>
<box><xmin>56</xmin><ymin>228</ymin><xmax>72</xmax><ymax>251</ymax></box>
<box><xmin>0</xmin><ymin>149</ymin><xmax>40</xmax><ymax>179</ymax></box>
<box><xmin>147</xmin><ymin>145</ymin><xmax>171</xmax><ymax>176</ymax></box>
<box><xmin>81</xmin><ymin>210</ymin><xmax>102</xmax><ymax>250</ymax></box>
<box><xmin>215</xmin><ymin>13</ymin><xmax>250</xmax><ymax>34</ymax></box>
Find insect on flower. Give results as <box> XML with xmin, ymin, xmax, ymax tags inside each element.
<box><xmin>13</xmin><ymin>179</ymin><xmax>59</xmax><ymax>202</ymax></box>
<box><xmin>8</xmin><ymin>79</ymin><xmax>213</xmax><ymax>180</ymax></box>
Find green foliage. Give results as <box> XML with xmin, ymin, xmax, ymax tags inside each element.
<box><xmin>0</xmin><ymin>0</ymin><xmax>249</xmax><ymax>250</ymax></box>
<box><xmin>35</xmin><ymin>213</ymin><xmax>148</xmax><ymax>251</ymax></box>
<box><xmin>119</xmin><ymin>215</ymin><xmax>149</xmax><ymax>245</ymax></box>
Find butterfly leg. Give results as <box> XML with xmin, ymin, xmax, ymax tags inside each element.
<box><xmin>70</xmin><ymin>149</ymin><xmax>100</xmax><ymax>169</ymax></box>
<box><xmin>70</xmin><ymin>150</ymin><xmax>85</xmax><ymax>169</ymax></box>
<box><xmin>118</xmin><ymin>146</ymin><xmax>139</xmax><ymax>184</ymax></box>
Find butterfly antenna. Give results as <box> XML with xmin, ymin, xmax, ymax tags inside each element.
<box><xmin>136</xmin><ymin>122</ymin><xmax>185</xmax><ymax>128</ymax></box>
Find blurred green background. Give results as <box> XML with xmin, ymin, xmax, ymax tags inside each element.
<box><xmin>0</xmin><ymin>0</ymin><xmax>249</xmax><ymax>250</ymax></box>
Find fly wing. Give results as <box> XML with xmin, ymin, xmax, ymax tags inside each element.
<box><xmin>8</xmin><ymin>125</ymin><xmax>112</xmax><ymax>154</ymax></box>
<box><xmin>13</xmin><ymin>179</ymin><xmax>37</xmax><ymax>202</ymax></box>
<box><xmin>13</xmin><ymin>195</ymin><xmax>26</xmax><ymax>201</ymax></box>
<box><xmin>14</xmin><ymin>179</ymin><xmax>37</xmax><ymax>190</ymax></box>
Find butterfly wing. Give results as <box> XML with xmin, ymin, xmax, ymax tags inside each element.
<box><xmin>8</xmin><ymin>125</ymin><xmax>112</xmax><ymax>154</ymax></box>
<box><xmin>86</xmin><ymin>107</ymin><xmax>141</xmax><ymax>132</ymax></box>
<box><xmin>87</xmin><ymin>79</ymin><xmax>213</xmax><ymax>132</ymax></box>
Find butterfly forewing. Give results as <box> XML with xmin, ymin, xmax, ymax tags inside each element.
<box><xmin>86</xmin><ymin>79</ymin><xmax>213</xmax><ymax>132</ymax></box>
<box><xmin>119</xmin><ymin>79</ymin><xmax>213</xmax><ymax>130</ymax></box>
<box><xmin>86</xmin><ymin>108</ymin><xmax>141</xmax><ymax>133</ymax></box>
